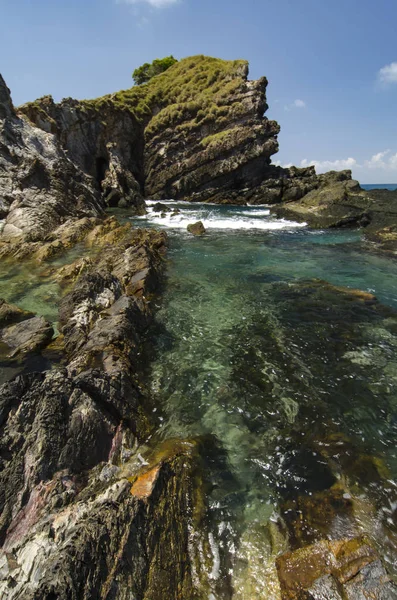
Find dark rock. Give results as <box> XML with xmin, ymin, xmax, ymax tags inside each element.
<box><xmin>276</xmin><ymin>537</ymin><xmax>397</xmax><ymax>600</ymax></box>
<box><xmin>19</xmin><ymin>94</ymin><xmax>145</xmax><ymax>214</ymax></box>
<box><xmin>0</xmin><ymin>75</ymin><xmax>14</xmax><ymax>120</ymax></box>
<box><xmin>0</xmin><ymin>77</ymin><xmax>104</xmax><ymax>253</ymax></box>
<box><xmin>187</xmin><ymin>221</ymin><xmax>206</xmax><ymax>236</ymax></box>
<box><xmin>0</xmin><ymin>299</ymin><xmax>34</xmax><ymax>326</ymax></box>
<box><xmin>152</xmin><ymin>202</ymin><xmax>172</xmax><ymax>213</ymax></box>
<box><xmin>0</xmin><ymin>220</ymin><xmax>216</xmax><ymax>598</ymax></box>
<box><xmin>271</xmin><ymin>179</ymin><xmax>397</xmax><ymax>253</ymax></box>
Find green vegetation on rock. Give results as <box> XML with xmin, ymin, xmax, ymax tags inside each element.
<box><xmin>200</xmin><ymin>126</ymin><xmax>245</xmax><ymax>148</ymax></box>
<box><xmin>132</xmin><ymin>55</ymin><xmax>178</xmax><ymax>85</ymax></box>
<box><xmin>80</xmin><ymin>55</ymin><xmax>250</xmax><ymax>134</ymax></box>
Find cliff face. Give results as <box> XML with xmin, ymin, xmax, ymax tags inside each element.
<box><xmin>14</xmin><ymin>55</ymin><xmax>397</xmax><ymax>251</ymax></box>
<box><xmin>0</xmin><ymin>76</ymin><xmax>103</xmax><ymax>247</ymax></box>
<box><xmin>141</xmin><ymin>58</ymin><xmax>280</xmax><ymax>203</ymax></box>
<box><xmin>20</xmin><ymin>95</ymin><xmax>146</xmax><ymax>211</ymax></box>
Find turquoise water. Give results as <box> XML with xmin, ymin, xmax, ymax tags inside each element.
<box><xmin>134</xmin><ymin>202</ymin><xmax>397</xmax><ymax>597</ymax></box>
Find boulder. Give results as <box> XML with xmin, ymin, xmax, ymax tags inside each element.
<box><xmin>187</xmin><ymin>221</ymin><xmax>206</xmax><ymax>236</ymax></box>
<box><xmin>152</xmin><ymin>202</ymin><xmax>172</xmax><ymax>213</ymax></box>
<box><xmin>0</xmin><ymin>299</ymin><xmax>34</xmax><ymax>326</ymax></box>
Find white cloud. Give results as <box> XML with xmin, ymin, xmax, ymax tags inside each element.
<box><xmin>378</xmin><ymin>62</ymin><xmax>397</xmax><ymax>85</ymax></box>
<box><xmin>119</xmin><ymin>0</ymin><xmax>179</xmax><ymax>6</ymax></box>
<box><xmin>364</xmin><ymin>150</ymin><xmax>397</xmax><ymax>170</ymax></box>
<box><xmin>300</xmin><ymin>157</ymin><xmax>358</xmax><ymax>172</ymax></box>
<box><xmin>276</xmin><ymin>150</ymin><xmax>397</xmax><ymax>177</ymax></box>
<box><xmin>284</xmin><ymin>98</ymin><xmax>307</xmax><ymax>111</ymax></box>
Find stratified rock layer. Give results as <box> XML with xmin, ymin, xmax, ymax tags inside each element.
<box><xmin>0</xmin><ymin>76</ymin><xmax>103</xmax><ymax>247</ymax></box>
<box><xmin>0</xmin><ymin>220</ymin><xmax>215</xmax><ymax>599</ymax></box>
<box><xmin>16</xmin><ymin>56</ymin><xmax>320</xmax><ymax>207</ymax></box>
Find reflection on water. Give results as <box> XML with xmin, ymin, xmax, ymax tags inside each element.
<box><xmin>135</xmin><ymin>203</ymin><xmax>397</xmax><ymax>597</ymax></box>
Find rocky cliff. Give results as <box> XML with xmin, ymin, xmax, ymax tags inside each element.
<box><xmin>17</xmin><ymin>55</ymin><xmax>331</xmax><ymax>207</ymax></box>
<box><xmin>0</xmin><ymin>76</ymin><xmax>104</xmax><ymax>249</ymax></box>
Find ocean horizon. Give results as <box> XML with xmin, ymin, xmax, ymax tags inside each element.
<box><xmin>361</xmin><ymin>183</ymin><xmax>397</xmax><ymax>191</ymax></box>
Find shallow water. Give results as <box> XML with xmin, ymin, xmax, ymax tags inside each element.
<box><xmin>133</xmin><ymin>202</ymin><xmax>397</xmax><ymax>597</ymax></box>
<box><xmin>0</xmin><ymin>244</ymin><xmax>89</xmax><ymax>384</ymax></box>
<box><xmin>0</xmin><ymin>244</ymin><xmax>87</xmax><ymax>325</ymax></box>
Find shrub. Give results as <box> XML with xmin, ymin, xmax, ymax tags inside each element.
<box><xmin>132</xmin><ymin>56</ymin><xmax>178</xmax><ymax>85</ymax></box>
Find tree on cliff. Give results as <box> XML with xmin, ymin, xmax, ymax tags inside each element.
<box><xmin>132</xmin><ymin>56</ymin><xmax>178</xmax><ymax>85</ymax></box>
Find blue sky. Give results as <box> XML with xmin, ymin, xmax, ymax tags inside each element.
<box><xmin>1</xmin><ymin>0</ymin><xmax>396</xmax><ymax>183</ymax></box>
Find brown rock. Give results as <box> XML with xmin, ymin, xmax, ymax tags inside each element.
<box><xmin>187</xmin><ymin>221</ymin><xmax>206</xmax><ymax>236</ymax></box>
<box><xmin>130</xmin><ymin>465</ymin><xmax>161</xmax><ymax>499</ymax></box>
<box><xmin>276</xmin><ymin>536</ymin><xmax>396</xmax><ymax>600</ymax></box>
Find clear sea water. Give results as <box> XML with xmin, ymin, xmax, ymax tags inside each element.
<box><xmin>132</xmin><ymin>202</ymin><xmax>397</xmax><ymax>597</ymax></box>
<box><xmin>1</xmin><ymin>200</ymin><xmax>397</xmax><ymax>597</ymax></box>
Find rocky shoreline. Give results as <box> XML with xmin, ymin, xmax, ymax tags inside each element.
<box><xmin>1</xmin><ymin>56</ymin><xmax>397</xmax><ymax>598</ymax></box>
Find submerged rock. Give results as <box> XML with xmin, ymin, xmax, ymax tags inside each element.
<box><xmin>0</xmin><ymin>299</ymin><xmax>34</xmax><ymax>326</ymax></box>
<box><xmin>276</xmin><ymin>537</ymin><xmax>397</xmax><ymax>600</ymax></box>
<box><xmin>187</xmin><ymin>221</ymin><xmax>206</xmax><ymax>236</ymax></box>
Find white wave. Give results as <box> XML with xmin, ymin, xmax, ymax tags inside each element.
<box><xmin>239</xmin><ymin>209</ymin><xmax>271</xmax><ymax>217</ymax></box>
<box><xmin>145</xmin><ymin>199</ymin><xmax>179</xmax><ymax>205</ymax></box>
<box><xmin>135</xmin><ymin>209</ymin><xmax>306</xmax><ymax>231</ymax></box>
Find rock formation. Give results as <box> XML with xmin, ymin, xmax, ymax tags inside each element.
<box><xmin>0</xmin><ymin>76</ymin><xmax>103</xmax><ymax>249</ymax></box>
<box><xmin>0</xmin><ymin>218</ymin><xmax>216</xmax><ymax>598</ymax></box>
<box><xmin>187</xmin><ymin>221</ymin><xmax>206</xmax><ymax>236</ymax></box>
<box><xmin>16</xmin><ymin>56</ymin><xmax>337</xmax><ymax>208</ymax></box>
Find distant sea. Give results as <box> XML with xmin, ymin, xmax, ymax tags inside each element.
<box><xmin>361</xmin><ymin>183</ymin><xmax>397</xmax><ymax>191</ymax></box>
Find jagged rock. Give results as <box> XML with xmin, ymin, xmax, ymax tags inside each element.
<box><xmin>187</xmin><ymin>221</ymin><xmax>206</xmax><ymax>236</ymax></box>
<box><xmin>0</xmin><ymin>373</ymin><xmax>207</xmax><ymax>599</ymax></box>
<box><xmin>0</xmin><ymin>76</ymin><xmax>104</xmax><ymax>253</ymax></box>
<box><xmin>271</xmin><ymin>176</ymin><xmax>397</xmax><ymax>252</ymax></box>
<box><xmin>0</xmin><ymin>219</ymin><xmax>218</xmax><ymax>599</ymax></box>
<box><xmin>14</xmin><ymin>57</ymin><xmax>324</xmax><ymax>209</ymax></box>
<box><xmin>12</xmin><ymin>56</ymin><xmax>397</xmax><ymax>252</ymax></box>
<box><xmin>0</xmin><ymin>75</ymin><xmax>14</xmax><ymax>120</ymax></box>
<box><xmin>19</xmin><ymin>95</ymin><xmax>146</xmax><ymax>213</ymax></box>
